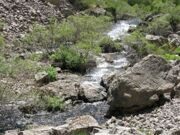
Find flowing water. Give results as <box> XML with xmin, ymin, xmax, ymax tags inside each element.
<box><xmin>84</xmin><ymin>19</ymin><xmax>141</xmax><ymax>84</ymax></box>
<box><xmin>0</xmin><ymin>19</ymin><xmax>140</xmax><ymax>132</ymax></box>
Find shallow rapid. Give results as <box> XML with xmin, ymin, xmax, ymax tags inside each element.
<box><xmin>84</xmin><ymin>19</ymin><xmax>140</xmax><ymax>84</ymax></box>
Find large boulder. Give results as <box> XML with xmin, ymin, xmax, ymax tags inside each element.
<box><xmin>107</xmin><ymin>55</ymin><xmax>174</xmax><ymax>113</ymax></box>
<box><xmin>40</xmin><ymin>73</ymin><xmax>81</xmax><ymax>101</ymax></box>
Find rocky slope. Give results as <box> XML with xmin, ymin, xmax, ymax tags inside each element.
<box><xmin>0</xmin><ymin>0</ymin><xmax>74</xmax><ymax>41</ymax></box>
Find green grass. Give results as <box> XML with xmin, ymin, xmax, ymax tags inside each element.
<box><xmin>42</xmin><ymin>95</ymin><xmax>64</xmax><ymax>112</ymax></box>
<box><xmin>45</xmin><ymin>66</ymin><xmax>57</xmax><ymax>82</ymax></box>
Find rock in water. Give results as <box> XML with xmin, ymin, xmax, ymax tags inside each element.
<box><xmin>79</xmin><ymin>82</ymin><xmax>107</xmax><ymax>102</ymax></box>
<box><xmin>107</xmin><ymin>55</ymin><xmax>174</xmax><ymax>114</ymax></box>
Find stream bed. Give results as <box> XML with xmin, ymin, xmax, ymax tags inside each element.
<box><xmin>0</xmin><ymin>19</ymin><xmax>140</xmax><ymax>132</ymax></box>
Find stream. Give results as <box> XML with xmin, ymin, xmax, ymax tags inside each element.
<box><xmin>0</xmin><ymin>19</ymin><xmax>140</xmax><ymax>132</ymax></box>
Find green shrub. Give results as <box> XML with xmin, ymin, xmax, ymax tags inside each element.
<box><xmin>98</xmin><ymin>36</ymin><xmax>122</xmax><ymax>53</ymax></box>
<box><xmin>45</xmin><ymin>67</ymin><xmax>57</xmax><ymax>82</ymax></box>
<box><xmin>42</xmin><ymin>95</ymin><xmax>64</xmax><ymax>112</ymax></box>
<box><xmin>168</xmin><ymin>5</ymin><xmax>180</xmax><ymax>25</ymax></box>
<box><xmin>20</xmin><ymin>15</ymin><xmax>111</xmax><ymax>55</ymax></box>
<box><xmin>76</xmin><ymin>41</ymin><xmax>101</xmax><ymax>54</ymax></box>
<box><xmin>162</xmin><ymin>54</ymin><xmax>180</xmax><ymax>60</ymax></box>
<box><xmin>125</xmin><ymin>31</ymin><xmax>170</xmax><ymax>57</ymax></box>
<box><xmin>145</xmin><ymin>15</ymin><xmax>171</xmax><ymax>36</ymax></box>
<box><xmin>174</xmin><ymin>47</ymin><xmax>180</xmax><ymax>54</ymax></box>
<box><xmin>51</xmin><ymin>47</ymin><xmax>88</xmax><ymax>73</ymax></box>
<box><xmin>18</xmin><ymin>90</ymin><xmax>65</xmax><ymax>113</ymax></box>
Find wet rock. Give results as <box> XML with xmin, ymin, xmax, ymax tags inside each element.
<box><xmin>86</xmin><ymin>59</ymin><xmax>97</xmax><ymax>70</ymax></box>
<box><xmin>103</xmin><ymin>54</ymin><xmax>114</xmax><ymax>63</ymax></box>
<box><xmin>35</xmin><ymin>71</ymin><xmax>49</xmax><ymax>85</ymax></box>
<box><xmin>107</xmin><ymin>55</ymin><xmax>174</xmax><ymax>113</ymax></box>
<box><xmin>127</xmin><ymin>26</ymin><xmax>136</xmax><ymax>33</ymax></box>
<box><xmin>79</xmin><ymin>82</ymin><xmax>107</xmax><ymax>102</ymax></box>
<box><xmin>101</xmin><ymin>73</ymin><xmax>116</xmax><ymax>89</ymax></box>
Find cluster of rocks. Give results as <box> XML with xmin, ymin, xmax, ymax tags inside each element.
<box><xmin>5</xmin><ymin>113</ymin><xmax>180</xmax><ymax>135</ymax></box>
<box><xmin>34</xmin><ymin>55</ymin><xmax>180</xmax><ymax>112</ymax></box>
<box><xmin>0</xmin><ymin>0</ymin><xmax>73</xmax><ymax>41</ymax></box>
<box><xmin>2</xmin><ymin>54</ymin><xmax>180</xmax><ymax>134</ymax></box>
<box><xmin>145</xmin><ymin>34</ymin><xmax>180</xmax><ymax>47</ymax></box>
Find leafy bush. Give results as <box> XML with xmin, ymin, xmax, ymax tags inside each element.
<box><xmin>42</xmin><ymin>95</ymin><xmax>64</xmax><ymax>112</ymax></box>
<box><xmin>45</xmin><ymin>67</ymin><xmax>57</xmax><ymax>82</ymax></box>
<box><xmin>98</xmin><ymin>36</ymin><xmax>122</xmax><ymax>53</ymax></box>
<box><xmin>18</xmin><ymin>90</ymin><xmax>64</xmax><ymax>113</ymax></box>
<box><xmin>145</xmin><ymin>15</ymin><xmax>171</xmax><ymax>36</ymax></box>
<box><xmin>51</xmin><ymin>47</ymin><xmax>88</xmax><ymax>73</ymax></box>
<box><xmin>162</xmin><ymin>54</ymin><xmax>180</xmax><ymax>60</ymax></box>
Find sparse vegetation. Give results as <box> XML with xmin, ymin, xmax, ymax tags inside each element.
<box><xmin>45</xmin><ymin>66</ymin><xmax>57</xmax><ymax>82</ymax></box>
<box><xmin>41</xmin><ymin>95</ymin><xmax>64</xmax><ymax>112</ymax></box>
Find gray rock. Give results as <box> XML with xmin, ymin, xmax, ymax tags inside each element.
<box><xmin>18</xmin><ymin>126</ymin><xmax>53</xmax><ymax>135</ymax></box>
<box><xmin>35</xmin><ymin>71</ymin><xmax>49</xmax><ymax>84</ymax></box>
<box><xmin>52</xmin><ymin>115</ymin><xmax>100</xmax><ymax>135</ymax></box>
<box><xmin>101</xmin><ymin>73</ymin><xmax>116</xmax><ymax>89</ymax></box>
<box><xmin>145</xmin><ymin>34</ymin><xmax>167</xmax><ymax>45</ymax></box>
<box><xmin>107</xmin><ymin>55</ymin><xmax>174</xmax><ymax>113</ymax></box>
<box><xmin>166</xmin><ymin>60</ymin><xmax>180</xmax><ymax>83</ymax></box>
<box><xmin>5</xmin><ymin>115</ymin><xmax>99</xmax><ymax>135</ymax></box>
<box><xmin>40</xmin><ymin>73</ymin><xmax>81</xmax><ymax>101</ymax></box>
<box><xmin>175</xmin><ymin>83</ymin><xmax>180</xmax><ymax>98</ymax></box>
<box><xmin>79</xmin><ymin>82</ymin><xmax>107</xmax><ymax>102</ymax></box>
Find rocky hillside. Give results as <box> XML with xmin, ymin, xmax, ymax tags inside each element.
<box><xmin>0</xmin><ymin>0</ymin><xmax>180</xmax><ymax>135</ymax></box>
<box><xmin>0</xmin><ymin>0</ymin><xmax>74</xmax><ymax>40</ymax></box>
